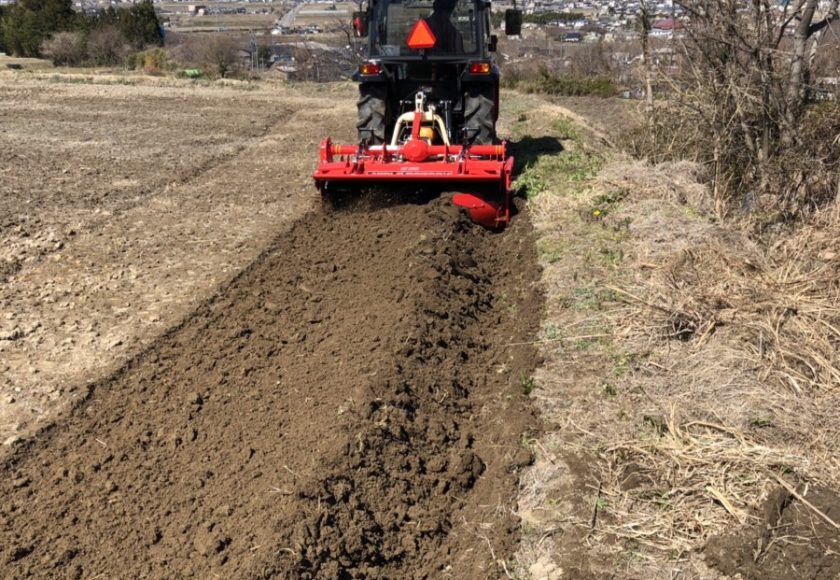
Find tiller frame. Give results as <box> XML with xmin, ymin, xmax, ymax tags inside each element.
<box><xmin>313</xmin><ymin>93</ymin><xmax>514</xmax><ymax>229</ymax></box>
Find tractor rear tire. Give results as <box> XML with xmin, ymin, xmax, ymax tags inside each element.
<box><xmin>357</xmin><ymin>83</ymin><xmax>388</xmax><ymax>144</ymax></box>
<box><xmin>464</xmin><ymin>87</ymin><xmax>496</xmax><ymax>145</ymax></box>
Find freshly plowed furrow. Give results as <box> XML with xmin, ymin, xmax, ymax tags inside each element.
<box><xmin>0</xmin><ymin>198</ymin><xmax>542</xmax><ymax>578</ymax></box>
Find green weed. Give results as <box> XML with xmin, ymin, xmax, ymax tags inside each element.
<box><xmin>600</xmin><ymin>246</ymin><xmax>624</xmax><ymax>267</ymax></box>
<box><xmin>553</xmin><ymin>116</ymin><xmax>578</xmax><ymax>140</ymax></box>
<box><xmin>543</xmin><ymin>323</ymin><xmax>560</xmax><ymax>340</ymax></box>
<box><xmin>520</xmin><ymin>374</ymin><xmax>539</xmax><ymax>396</ymax></box>
<box><xmin>751</xmin><ymin>416</ymin><xmax>774</xmax><ymax>428</ymax></box>
<box><xmin>514</xmin><ymin>146</ymin><xmax>603</xmax><ymax>199</ymax></box>
<box><xmin>537</xmin><ymin>239</ymin><xmax>567</xmax><ymax>264</ymax></box>
<box><xmin>570</xmin><ymin>286</ymin><xmax>617</xmax><ymax>311</ymax></box>
<box><xmin>611</xmin><ymin>352</ymin><xmax>638</xmax><ymax>377</ymax></box>
<box><xmin>573</xmin><ymin>338</ymin><xmax>600</xmax><ymax>351</ymax></box>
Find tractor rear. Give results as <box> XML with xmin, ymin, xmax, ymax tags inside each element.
<box><xmin>313</xmin><ymin>0</ymin><xmax>522</xmax><ymax>229</ymax></box>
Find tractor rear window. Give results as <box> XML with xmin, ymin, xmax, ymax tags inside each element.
<box><xmin>374</xmin><ymin>0</ymin><xmax>478</xmax><ymax>57</ymax></box>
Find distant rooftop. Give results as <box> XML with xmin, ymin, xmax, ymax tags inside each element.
<box><xmin>652</xmin><ymin>17</ymin><xmax>683</xmax><ymax>30</ymax></box>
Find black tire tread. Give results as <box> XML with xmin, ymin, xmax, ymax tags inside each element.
<box><xmin>356</xmin><ymin>84</ymin><xmax>388</xmax><ymax>144</ymax></box>
<box><xmin>463</xmin><ymin>87</ymin><xmax>496</xmax><ymax>145</ymax></box>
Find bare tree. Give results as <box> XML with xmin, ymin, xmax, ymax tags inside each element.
<box><xmin>87</xmin><ymin>25</ymin><xmax>130</xmax><ymax>66</ymax></box>
<box><xmin>176</xmin><ymin>33</ymin><xmax>240</xmax><ymax>78</ymax></box>
<box><xmin>333</xmin><ymin>17</ymin><xmax>365</xmax><ymax>65</ymax></box>
<box><xmin>637</xmin><ymin>0</ymin><xmax>654</xmax><ymax>118</ymax></box>
<box><xmin>641</xmin><ymin>0</ymin><xmax>840</xmax><ymax>217</ymax></box>
<box><xmin>568</xmin><ymin>41</ymin><xmax>612</xmax><ymax>78</ymax></box>
<box><xmin>205</xmin><ymin>34</ymin><xmax>240</xmax><ymax>78</ymax></box>
<box><xmin>41</xmin><ymin>32</ymin><xmax>85</xmax><ymax>66</ymax></box>
<box><xmin>785</xmin><ymin>0</ymin><xmax>840</xmax><ymax>138</ymax></box>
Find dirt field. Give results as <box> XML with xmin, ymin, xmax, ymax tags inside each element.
<box><xmin>3</xmin><ymin>71</ymin><xmax>837</xmax><ymax>578</ymax></box>
<box><xmin>0</xmin><ymin>76</ymin><xmax>353</xmax><ymax>444</ymax></box>
<box><xmin>0</xmin><ymin>74</ymin><xmax>543</xmax><ymax>576</ymax></box>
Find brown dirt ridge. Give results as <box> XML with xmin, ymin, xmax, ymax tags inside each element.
<box><xmin>0</xmin><ymin>196</ymin><xmax>543</xmax><ymax>578</ymax></box>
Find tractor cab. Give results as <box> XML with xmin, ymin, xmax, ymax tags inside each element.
<box><xmin>369</xmin><ymin>0</ymin><xmax>486</xmax><ymax>60</ymax></box>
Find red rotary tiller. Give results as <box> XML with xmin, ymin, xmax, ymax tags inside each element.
<box><xmin>313</xmin><ymin>92</ymin><xmax>513</xmax><ymax>230</ymax></box>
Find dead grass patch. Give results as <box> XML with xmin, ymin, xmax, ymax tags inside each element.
<box><xmin>514</xmin><ymin>97</ymin><xmax>840</xmax><ymax>578</ymax></box>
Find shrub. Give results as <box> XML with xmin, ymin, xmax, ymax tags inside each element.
<box><xmin>41</xmin><ymin>31</ymin><xmax>85</xmax><ymax>66</ymax></box>
<box><xmin>631</xmin><ymin>0</ymin><xmax>840</xmax><ymax>222</ymax></box>
<box><xmin>127</xmin><ymin>47</ymin><xmax>171</xmax><ymax>74</ymax></box>
<box><xmin>514</xmin><ymin>73</ymin><xmax>617</xmax><ymax>98</ymax></box>
<box><xmin>758</xmin><ymin>102</ymin><xmax>840</xmax><ymax>220</ymax></box>
<box><xmin>86</xmin><ymin>25</ymin><xmax>129</xmax><ymax>66</ymax></box>
<box><xmin>1</xmin><ymin>0</ymin><xmax>160</xmax><ymax>60</ymax></box>
<box><xmin>502</xmin><ymin>62</ymin><xmax>617</xmax><ymax>97</ymax></box>
<box><xmin>169</xmin><ymin>34</ymin><xmax>239</xmax><ymax>78</ymax></box>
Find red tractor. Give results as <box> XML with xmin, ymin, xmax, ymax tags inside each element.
<box><xmin>313</xmin><ymin>0</ymin><xmax>522</xmax><ymax>229</ymax></box>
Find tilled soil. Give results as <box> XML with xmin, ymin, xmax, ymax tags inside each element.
<box><xmin>0</xmin><ymin>196</ymin><xmax>543</xmax><ymax>577</ymax></box>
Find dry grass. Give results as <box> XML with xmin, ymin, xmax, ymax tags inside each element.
<box><xmin>514</xmin><ymin>99</ymin><xmax>840</xmax><ymax>576</ymax></box>
<box><xmin>588</xmin><ymin>195</ymin><xmax>840</xmax><ymax>557</ymax></box>
<box><xmin>0</xmin><ymin>54</ymin><xmax>55</xmax><ymax>71</ymax></box>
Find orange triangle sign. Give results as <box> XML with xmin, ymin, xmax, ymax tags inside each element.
<box><xmin>407</xmin><ymin>19</ymin><xmax>436</xmax><ymax>50</ymax></box>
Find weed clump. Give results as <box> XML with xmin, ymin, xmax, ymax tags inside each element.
<box><xmin>503</xmin><ymin>70</ymin><xmax>617</xmax><ymax>98</ymax></box>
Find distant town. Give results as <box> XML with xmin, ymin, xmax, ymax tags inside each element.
<box><xmin>4</xmin><ymin>0</ymin><xmax>835</xmax><ymax>45</ymax></box>
<box><xmin>2</xmin><ymin>0</ymin><xmax>687</xmax><ymax>42</ymax></box>
<box><xmin>2</xmin><ymin>0</ymin><xmax>837</xmax><ymax>92</ymax></box>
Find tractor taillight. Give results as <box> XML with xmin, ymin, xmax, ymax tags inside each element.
<box><xmin>359</xmin><ymin>62</ymin><xmax>382</xmax><ymax>75</ymax></box>
<box><xmin>469</xmin><ymin>62</ymin><xmax>491</xmax><ymax>74</ymax></box>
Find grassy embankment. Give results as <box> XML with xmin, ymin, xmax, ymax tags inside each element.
<box><xmin>505</xmin><ymin>90</ymin><xmax>840</xmax><ymax>578</ymax></box>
